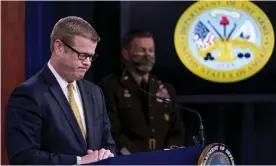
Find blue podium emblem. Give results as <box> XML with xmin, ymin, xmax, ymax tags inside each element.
<box><xmin>198</xmin><ymin>143</ymin><xmax>235</xmax><ymax>165</ymax></box>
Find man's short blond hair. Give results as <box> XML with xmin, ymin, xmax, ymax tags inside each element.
<box><xmin>50</xmin><ymin>16</ymin><xmax>100</xmax><ymax>52</ymax></box>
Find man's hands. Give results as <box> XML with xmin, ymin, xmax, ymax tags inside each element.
<box><xmin>80</xmin><ymin>149</ymin><xmax>114</xmax><ymax>164</ymax></box>
<box><xmin>97</xmin><ymin>148</ymin><xmax>114</xmax><ymax>160</ymax></box>
<box><xmin>80</xmin><ymin>150</ymin><xmax>98</xmax><ymax>164</ymax></box>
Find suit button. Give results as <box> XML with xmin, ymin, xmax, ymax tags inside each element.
<box><xmin>148</xmin><ymin>104</ymin><xmax>152</xmax><ymax>108</ymax></box>
<box><xmin>150</xmin><ymin>116</ymin><xmax>154</xmax><ymax>120</ymax></box>
<box><xmin>152</xmin><ymin>128</ymin><xmax>155</xmax><ymax>132</ymax></box>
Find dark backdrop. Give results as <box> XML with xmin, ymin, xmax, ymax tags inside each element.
<box><xmin>25</xmin><ymin>1</ymin><xmax>276</xmax><ymax>164</ymax></box>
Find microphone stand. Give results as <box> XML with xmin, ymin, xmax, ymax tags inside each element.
<box><xmin>176</xmin><ymin>105</ymin><xmax>205</xmax><ymax>146</ymax></box>
<box><xmin>139</xmin><ymin>88</ymin><xmax>205</xmax><ymax>146</ymax></box>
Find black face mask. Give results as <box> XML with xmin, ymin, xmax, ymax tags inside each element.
<box><xmin>131</xmin><ymin>55</ymin><xmax>156</xmax><ymax>73</ymax></box>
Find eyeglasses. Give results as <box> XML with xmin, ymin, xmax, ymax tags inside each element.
<box><xmin>61</xmin><ymin>40</ymin><xmax>98</xmax><ymax>61</ymax></box>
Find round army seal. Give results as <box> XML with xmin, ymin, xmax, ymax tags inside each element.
<box><xmin>174</xmin><ymin>1</ymin><xmax>274</xmax><ymax>83</ymax></box>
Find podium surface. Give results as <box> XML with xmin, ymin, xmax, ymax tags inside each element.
<box><xmin>90</xmin><ymin>143</ymin><xmax>235</xmax><ymax>165</ymax></box>
<box><xmin>92</xmin><ymin>146</ymin><xmax>205</xmax><ymax>165</ymax></box>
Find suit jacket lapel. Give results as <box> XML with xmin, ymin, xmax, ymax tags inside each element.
<box><xmin>148</xmin><ymin>75</ymin><xmax>160</xmax><ymax>111</ymax></box>
<box><xmin>42</xmin><ymin>65</ymin><xmax>87</xmax><ymax>150</ymax></box>
<box><xmin>77</xmin><ymin>80</ymin><xmax>94</xmax><ymax>149</ymax></box>
<box><xmin>148</xmin><ymin>76</ymin><xmax>159</xmax><ymax>98</ymax></box>
<box><xmin>119</xmin><ymin>71</ymin><xmax>141</xmax><ymax>95</ymax></box>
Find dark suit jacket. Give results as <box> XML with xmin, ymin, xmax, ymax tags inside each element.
<box><xmin>5</xmin><ymin>65</ymin><xmax>116</xmax><ymax>165</ymax></box>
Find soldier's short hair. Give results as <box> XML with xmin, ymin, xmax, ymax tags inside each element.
<box><xmin>50</xmin><ymin>16</ymin><xmax>100</xmax><ymax>52</ymax></box>
<box><xmin>121</xmin><ymin>29</ymin><xmax>155</xmax><ymax>49</ymax></box>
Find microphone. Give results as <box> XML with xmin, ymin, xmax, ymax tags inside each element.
<box><xmin>139</xmin><ymin>88</ymin><xmax>205</xmax><ymax>146</ymax></box>
<box><xmin>176</xmin><ymin>105</ymin><xmax>205</xmax><ymax>146</ymax></box>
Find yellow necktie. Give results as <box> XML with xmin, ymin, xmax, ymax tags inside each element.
<box><xmin>67</xmin><ymin>83</ymin><xmax>86</xmax><ymax>140</ymax></box>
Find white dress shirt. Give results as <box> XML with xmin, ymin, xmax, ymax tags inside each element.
<box><xmin>47</xmin><ymin>61</ymin><xmax>87</xmax><ymax>133</ymax></box>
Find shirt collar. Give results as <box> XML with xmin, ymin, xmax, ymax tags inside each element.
<box><xmin>128</xmin><ymin>69</ymin><xmax>149</xmax><ymax>85</ymax></box>
<box><xmin>47</xmin><ymin>61</ymin><xmax>77</xmax><ymax>91</ymax></box>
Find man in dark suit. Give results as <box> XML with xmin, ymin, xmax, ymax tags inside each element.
<box><xmin>99</xmin><ymin>29</ymin><xmax>185</xmax><ymax>154</ymax></box>
<box><xmin>5</xmin><ymin>16</ymin><xmax>116</xmax><ymax>165</ymax></box>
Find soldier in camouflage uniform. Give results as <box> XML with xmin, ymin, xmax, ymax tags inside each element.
<box><xmin>99</xmin><ymin>29</ymin><xmax>185</xmax><ymax>154</ymax></box>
